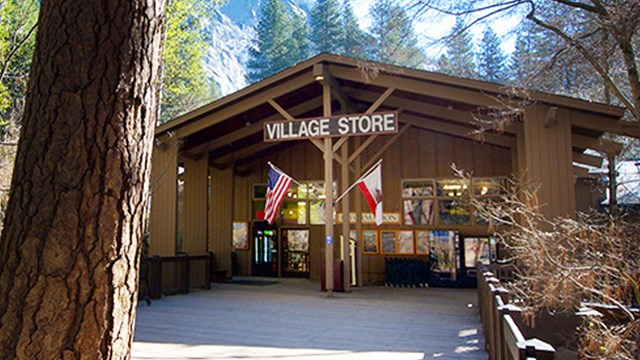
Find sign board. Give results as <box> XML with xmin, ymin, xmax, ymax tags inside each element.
<box><xmin>336</xmin><ymin>212</ymin><xmax>401</xmax><ymax>225</ymax></box>
<box><xmin>264</xmin><ymin>111</ymin><xmax>398</xmax><ymax>142</ymax></box>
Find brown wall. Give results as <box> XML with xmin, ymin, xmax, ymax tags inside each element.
<box><xmin>221</xmin><ymin>126</ymin><xmax>513</xmax><ymax>285</ymax></box>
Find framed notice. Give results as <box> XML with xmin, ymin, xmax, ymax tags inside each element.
<box><xmin>380</xmin><ymin>230</ymin><xmax>397</xmax><ymax>254</ymax></box>
<box><xmin>397</xmin><ymin>230</ymin><xmax>414</xmax><ymax>254</ymax></box>
<box><xmin>362</xmin><ymin>230</ymin><xmax>379</xmax><ymax>254</ymax></box>
<box><xmin>232</xmin><ymin>222</ymin><xmax>249</xmax><ymax>250</ymax></box>
<box><xmin>415</xmin><ymin>230</ymin><xmax>430</xmax><ymax>255</ymax></box>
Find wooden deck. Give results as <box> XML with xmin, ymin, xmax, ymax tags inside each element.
<box><xmin>132</xmin><ymin>278</ymin><xmax>487</xmax><ymax>360</ymax></box>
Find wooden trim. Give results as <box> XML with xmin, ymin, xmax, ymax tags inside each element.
<box><xmin>183</xmin><ymin>95</ymin><xmax>323</xmax><ymax>157</ymax></box>
<box><xmin>401</xmin><ymin>113</ymin><xmax>515</xmax><ymax>149</ymax></box>
<box><xmin>366</xmin><ymin>87</ymin><xmax>395</xmax><ymax>114</ymax></box>
<box><xmin>349</xmin><ymin>135</ymin><xmax>378</xmax><ymax>164</ymax></box>
<box><xmin>572</xmin><ymin>133</ymin><xmax>623</xmax><ymax>154</ymax></box>
<box><xmin>543</xmin><ymin>106</ymin><xmax>558</xmax><ymax>128</ymax></box>
<box><xmin>268</xmin><ymin>99</ymin><xmax>295</xmax><ymax>120</ymax></box>
<box><xmin>332</xmin><ymin>137</ymin><xmax>348</xmax><ymax>153</ymax></box>
<box><xmin>572</xmin><ymin>152</ymin><xmax>603</xmax><ymax>167</ymax></box>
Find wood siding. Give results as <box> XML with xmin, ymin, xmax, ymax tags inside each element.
<box><xmin>149</xmin><ymin>138</ymin><xmax>178</xmax><ymax>256</ymax></box>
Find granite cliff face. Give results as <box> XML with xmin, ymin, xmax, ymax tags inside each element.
<box><xmin>206</xmin><ymin>0</ymin><xmax>315</xmax><ymax>96</ymax></box>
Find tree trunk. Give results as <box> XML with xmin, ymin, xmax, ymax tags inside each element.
<box><xmin>0</xmin><ymin>1</ymin><xmax>165</xmax><ymax>359</ymax></box>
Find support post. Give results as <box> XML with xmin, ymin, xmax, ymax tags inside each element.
<box><xmin>149</xmin><ymin>136</ymin><xmax>179</xmax><ymax>256</ymax></box>
<box><xmin>322</xmin><ymin>83</ymin><xmax>334</xmax><ymax>297</ymax></box>
<box><xmin>354</xmin><ymin>137</ymin><xmax>363</xmax><ymax>287</ymax></box>
<box><xmin>341</xmin><ymin>139</ymin><xmax>351</xmax><ymax>291</ymax></box>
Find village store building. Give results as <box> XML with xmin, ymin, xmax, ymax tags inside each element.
<box><xmin>149</xmin><ymin>53</ymin><xmax>639</xmax><ymax>291</ymax></box>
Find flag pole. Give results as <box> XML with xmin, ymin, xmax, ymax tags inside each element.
<box><xmin>268</xmin><ymin>161</ymin><xmax>301</xmax><ymax>186</ymax></box>
<box><xmin>333</xmin><ymin>158</ymin><xmax>382</xmax><ymax>205</ymax></box>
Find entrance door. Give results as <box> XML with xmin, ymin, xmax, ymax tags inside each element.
<box><xmin>252</xmin><ymin>224</ymin><xmax>278</xmax><ymax>277</ymax></box>
<box><xmin>281</xmin><ymin>229</ymin><xmax>310</xmax><ymax>278</ymax></box>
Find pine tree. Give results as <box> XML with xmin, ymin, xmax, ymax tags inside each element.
<box><xmin>368</xmin><ymin>0</ymin><xmax>425</xmax><ymax>68</ymax></box>
<box><xmin>477</xmin><ymin>26</ymin><xmax>506</xmax><ymax>83</ymax></box>
<box><xmin>247</xmin><ymin>0</ymin><xmax>302</xmax><ymax>83</ymax></box>
<box><xmin>290</xmin><ymin>10</ymin><xmax>312</xmax><ymax>64</ymax></box>
<box><xmin>340</xmin><ymin>0</ymin><xmax>368</xmax><ymax>59</ymax></box>
<box><xmin>438</xmin><ymin>18</ymin><xmax>476</xmax><ymax>79</ymax></box>
<box><xmin>160</xmin><ymin>0</ymin><xmax>222</xmax><ymax>124</ymax></box>
<box><xmin>310</xmin><ymin>0</ymin><xmax>343</xmax><ymax>55</ymax></box>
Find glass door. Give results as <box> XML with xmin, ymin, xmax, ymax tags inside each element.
<box><xmin>281</xmin><ymin>229</ymin><xmax>310</xmax><ymax>278</ymax></box>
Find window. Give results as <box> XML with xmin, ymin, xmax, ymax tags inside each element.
<box><xmin>402</xmin><ymin>177</ymin><xmax>505</xmax><ymax>227</ymax></box>
<box><xmin>402</xmin><ymin>180</ymin><xmax>435</xmax><ymax>225</ymax></box>
<box><xmin>252</xmin><ymin>181</ymin><xmax>336</xmax><ymax>224</ymax></box>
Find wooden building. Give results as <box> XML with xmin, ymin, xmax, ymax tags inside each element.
<box><xmin>150</xmin><ymin>53</ymin><xmax>638</xmax><ymax>289</ymax></box>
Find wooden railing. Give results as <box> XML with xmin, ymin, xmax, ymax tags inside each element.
<box><xmin>477</xmin><ymin>263</ymin><xmax>556</xmax><ymax>360</ymax></box>
<box><xmin>139</xmin><ymin>252</ymin><xmax>212</xmax><ymax>301</ymax></box>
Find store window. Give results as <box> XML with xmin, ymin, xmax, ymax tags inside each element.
<box><xmin>252</xmin><ymin>181</ymin><xmax>336</xmax><ymax>224</ymax></box>
<box><xmin>437</xmin><ymin>179</ymin><xmax>470</xmax><ymax>225</ymax></box>
<box><xmin>472</xmin><ymin>177</ymin><xmax>507</xmax><ymax>225</ymax></box>
<box><xmin>402</xmin><ymin>180</ymin><xmax>435</xmax><ymax>225</ymax></box>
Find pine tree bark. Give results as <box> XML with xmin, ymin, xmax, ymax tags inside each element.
<box><xmin>0</xmin><ymin>1</ymin><xmax>165</xmax><ymax>358</ymax></box>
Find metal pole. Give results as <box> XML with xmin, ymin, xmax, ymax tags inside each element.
<box><xmin>322</xmin><ymin>83</ymin><xmax>334</xmax><ymax>297</ymax></box>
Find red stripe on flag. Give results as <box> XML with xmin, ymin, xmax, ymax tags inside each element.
<box><xmin>358</xmin><ymin>182</ymin><xmax>378</xmax><ymax>220</ymax></box>
<box><xmin>264</xmin><ymin>176</ymin><xmax>292</xmax><ymax>224</ymax></box>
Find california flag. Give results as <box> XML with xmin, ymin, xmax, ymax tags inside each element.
<box><xmin>357</xmin><ymin>163</ymin><xmax>383</xmax><ymax>227</ymax></box>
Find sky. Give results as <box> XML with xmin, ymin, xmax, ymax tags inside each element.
<box><xmin>348</xmin><ymin>0</ymin><xmax>523</xmax><ymax>56</ymax></box>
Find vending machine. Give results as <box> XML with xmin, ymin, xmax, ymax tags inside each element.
<box><xmin>252</xmin><ymin>223</ymin><xmax>278</xmax><ymax>277</ymax></box>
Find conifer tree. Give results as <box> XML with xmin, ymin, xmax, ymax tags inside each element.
<box><xmin>310</xmin><ymin>0</ymin><xmax>343</xmax><ymax>55</ymax></box>
<box><xmin>477</xmin><ymin>26</ymin><xmax>506</xmax><ymax>83</ymax></box>
<box><xmin>290</xmin><ymin>10</ymin><xmax>312</xmax><ymax>63</ymax></box>
<box><xmin>247</xmin><ymin>0</ymin><xmax>304</xmax><ymax>83</ymax></box>
<box><xmin>368</xmin><ymin>0</ymin><xmax>425</xmax><ymax>68</ymax></box>
<box><xmin>438</xmin><ymin>18</ymin><xmax>476</xmax><ymax>79</ymax></box>
<box><xmin>340</xmin><ymin>0</ymin><xmax>368</xmax><ymax>59</ymax></box>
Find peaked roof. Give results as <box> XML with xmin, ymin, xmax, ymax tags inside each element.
<box><xmin>156</xmin><ymin>53</ymin><xmax>636</xmax><ymax>169</ymax></box>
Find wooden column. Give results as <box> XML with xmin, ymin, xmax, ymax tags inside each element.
<box><xmin>341</xmin><ymin>139</ymin><xmax>351</xmax><ymax>291</ymax></box>
<box><xmin>149</xmin><ymin>136</ymin><xmax>178</xmax><ymax>256</ymax></box>
<box><xmin>209</xmin><ymin>166</ymin><xmax>233</xmax><ymax>277</ymax></box>
<box><xmin>354</xmin><ymin>137</ymin><xmax>363</xmax><ymax>287</ymax></box>
<box><xmin>182</xmin><ymin>156</ymin><xmax>208</xmax><ymax>254</ymax></box>
<box><xmin>523</xmin><ymin>105</ymin><xmax>576</xmax><ymax>219</ymax></box>
<box><xmin>322</xmin><ymin>82</ymin><xmax>334</xmax><ymax>297</ymax></box>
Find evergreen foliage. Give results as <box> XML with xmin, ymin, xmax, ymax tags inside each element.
<box><xmin>438</xmin><ymin>18</ymin><xmax>476</xmax><ymax>79</ymax></box>
<box><xmin>160</xmin><ymin>0</ymin><xmax>224</xmax><ymax>124</ymax></box>
<box><xmin>310</xmin><ymin>0</ymin><xmax>343</xmax><ymax>55</ymax></box>
<box><xmin>0</xmin><ymin>0</ymin><xmax>38</xmax><ymax>140</ymax></box>
<box><xmin>477</xmin><ymin>26</ymin><xmax>506</xmax><ymax>83</ymax></box>
<box><xmin>368</xmin><ymin>0</ymin><xmax>425</xmax><ymax>68</ymax></box>
<box><xmin>247</xmin><ymin>0</ymin><xmax>311</xmax><ymax>83</ymax></box>
<box><xmin>339</xmin><ymin>0</ymin><xmax>369</xmax><ymax>59</ymax></box>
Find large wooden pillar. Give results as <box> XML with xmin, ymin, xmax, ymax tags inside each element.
<box><xmin>149</xmin><ymin>136</ymin><xmax>178</xmax><ymax>256</ymax></box>
<box><xmin>209</xmin><ymin>166</ymin><xmax>233</xmax><ymax>277</ymax></box>
<box><xmin>182</xmin><ymin>156</ymin><xmax>208</xmax><ymax>254</ymax></box>
<box><xmin>522</xmin><ymin>104</ymin><xmax>576</xmax><ymax>219</ymax></box>
<box><xmin>323</xmin><ymin>82</ymin><xmax>334</xmax><ymax>297</ymax></box>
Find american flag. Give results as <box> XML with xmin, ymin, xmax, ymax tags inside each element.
<box><xmin>264</xmin><ymin>165</ymin><xmax>293</xmax><ymax>225</ymax></box>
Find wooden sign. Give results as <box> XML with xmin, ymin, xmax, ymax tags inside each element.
<box><xmin>264</xmin><ymin>111</ymin><xmax>398</xmax><ymax>142</ymax></box>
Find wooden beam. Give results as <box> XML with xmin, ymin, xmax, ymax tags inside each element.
<box><xmin>571</xmin><ymin>111</ymin><xmax>640</xmax><ymax>139</ymax></box>
<box><xmin>211</xmin><ymin>141</ymin><xmax>279</xmax><ymax>168</ymax></box>
<box><xmin>332</xmin><ymin>137</ymin><xmax>348</xmax><ymax>153</ymax></box>
<box><xmin>171</xmin><ymin>71</ymin><xmax>316</xmax><ymax>138</ymax></box>
<box><xmin>572</xmin><ymin>133</ymin><xmax>623</xmax><ymax>154</ymax></box>
<box><xmin>309</xmin><ymin>138</ymin><xmax>324</xmax><ymax>153</ymax></box>
<box><xmin>183</xmin><ymin>95</ymin><xmax>322</xmax><ymax>157</ymax></box>
<box><xmin>362</xmin><ymin>124</ymin><xmax>409</xmax><ymax>170</ymax></box>
<box><xmin>401</xmin><ymin>113</ymin><xmax>515</xmax><ymax>148</ymax></box>
<box><xmin>573</xmin><ymin>151</ymin><xmax>603</xmax><ymax>168</ymax></box>
<box><xmin>313</xmin><ymin>63</ymin><xmax>357</xmax><ymax>113</ymax></box>
<box><xmin>349</xmin><ymin>134</ymin><xmax>378</xmax><ymax>164</ymax></box>
<box><xmin>366</xmin><ymin>87</ymin><xmax>395</xmax><ymax>114</ymax></box>
<box><xmin>329</xmin><ymin>65</ymin><xmax>501</xmax><ymax>108</ymax></box>
<box><xmin>268</xmin><ymin>99</ymin><xmax>295</xmax><ymax>120</ymax></box>
<box><xmin>543</xmin><ymin>106</ymin><xmax>558</xmax><ymax>128</ymax></box>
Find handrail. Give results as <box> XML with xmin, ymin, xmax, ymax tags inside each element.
<box><xmin>476</xmin><ymin>262</ymin><xmax>555</xmax><ymax>360</ymax></box>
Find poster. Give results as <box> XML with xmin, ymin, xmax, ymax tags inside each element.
<box><xmin>415</xmin><ymin>230</ymin><xmax>430</xmax><ymax>255</ymax></box>
<box><xmin>362</xmin><ymin>230</ymin><xmax>378</xmax><ymax>254</ymax></box>
<box><xmin>464</xmin><ymin>237</ymin><xmax>491</xmax><ymax>268</ymax></box>
<box><xmin>429</xmin><ymin>230</ymin><xmax>458</xmax><ymax>279</ymax></box>
<box><xmin>380</xmin><ymin>230</ymin><xmax>397</xmax><ymax>254</ymax></box>
<box><xmin>232</xmin><ymin>222</ymin><xmax>249</xmax><ymax>250</ymax></box>
<box><xmin>397</xmin><ymin>231</ymin><xmax>414</xmax><ymax>254</ymax></box>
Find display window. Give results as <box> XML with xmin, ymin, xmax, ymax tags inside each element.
<box><xmin>402</xmin><ymin>179</ymin><xmax>435</xmax><ymax>226</ymax></box>
<box><xmin>280</xmin><ymin>201</ymin><xmax>307</xmax><ymax>225</ymax></box>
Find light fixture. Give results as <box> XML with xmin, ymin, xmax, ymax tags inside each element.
<box><xmin>315</xmin><ymin>75</ymin><xmax>324</xmax><ymax>81</ymax></box>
